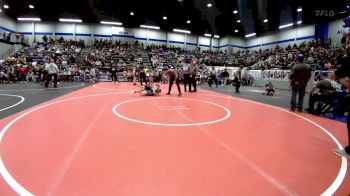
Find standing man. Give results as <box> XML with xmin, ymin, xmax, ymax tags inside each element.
<box><xmin>45</xmin><ymin>59</ymin><xmax>59</xmax><ymax>88</ymax></box>
<box><xmin>164</xmin><ymin>68</ymin><xmax>182</xmax><ymax>96</ymax></box>
<box><xmin>222</xmin><ymin>69</ymin><xmax>229</xmax><ymax>85</ymax></box>
<box><xmin>234</xmin><ymin>65</ymin><xmax>243</xmax><ymax>93</ymax></box>
<box><xmin>334</xmin><ymin>63</ymin><xmax>350</xmax><ymax>158</ymax></box>
<box><xmin>289</xmin><ymin>54</ymin><xmax>311</xmax><ymax>112</ymax></box>
<box><xmin>208</xmin><ymin>68</ymin><xmax>218</xmax><ymax>88</ymax></box>
<box><xmin>139</xmin><ymin>65</ymin><xmax>146</xmax><ymax>86</ymax></box>
<box><xmin>183</xmin><ymin>62</ymin><xmax>191</xmax><ymax>92</ymax></box>
<box><xmin>189</xmin><ymin>61</ymin><xmax>198</xmax><ymax>92</ymax></box>
<box><xmin>110</xmin><ymin>66</ymin><xmax>118</xmax><ymax>83</ymax></box>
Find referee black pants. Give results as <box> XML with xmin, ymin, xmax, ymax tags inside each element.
<box><xmin>189</xmin><ymin>75</ymin><xmax>197</xmax><ymax>92</ymax></box>
<box><xmin>168</xmin><ymin>78</ymin><xmax>181</xmax><ymax>94</ymax></box>
<box><xmin>184</xmin><ymin>74</ymin><xmax>190</xmax><ymax>92</ymax></box>
<box><xmin>45</xmin><ymin>73</ymin><xmax>57</xmax><ymax>88</ymax></box>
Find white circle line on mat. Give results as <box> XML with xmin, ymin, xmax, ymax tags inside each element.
<box><xmin>0</xmin><ymin>94</ymin><xmax>25</xmax><ymax>112</ymax></box>
<box><xmin>112</xmin><ymin>97</ymin><xmax>231</xmax><ymax>126</ymax></box>
<box><xmin>0</xmin><ymin>92</ymin><xmax>128</xmax><ymax>196</ymax></box>
<box><xmin>195</xmin><ymin>92</ymin><xmax>347</xmax><ymax>196</ymax></box>
<box><xmin>0</xmin><ymin>92</ymin><xmax>346</xmax><ymax>196</ymax></box>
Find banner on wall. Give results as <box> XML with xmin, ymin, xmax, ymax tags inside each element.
<box><xmin>246</xmin><ymin>70</ymin><xmax>262</xmax><ymax>80</ymax></box>
<box><xmin>247</xmin><ymin>70</ymin><xmax>291</xmax><ymax>81</ymax></box>
<box><xmin>262</xmin><ymin>70</ymin><xmax>291</xmax><ymax>81</ymax></box>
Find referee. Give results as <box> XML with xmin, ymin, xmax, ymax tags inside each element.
<box><xmin>164</xmin><ymin>68</ymin><xmax>182</xmax><ymax>96</ymax></box>
<box><xmin>45</xmin><ymin>59</ymin><xmax>59</xmax><ymax>88</ymax></box>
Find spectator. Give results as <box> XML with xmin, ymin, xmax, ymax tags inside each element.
<box><xmin>289</xmin><ymin>54</ymin><xmax>312</xmax><ymax>112</ymax></box>
<box><xmin>334</xmin><ymin>64</ymin><xmax>350</xmax><ymax>158</ymax></box>
<box><xmin>306</xmin><ymin>72</ymin><xmax>334</xmax><ymax>114</ymax></box>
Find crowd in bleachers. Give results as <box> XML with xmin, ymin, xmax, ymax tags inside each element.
<box><xmin>0</xmin><ymin>37</ymin><xmax>348</xmax><ymax>86</ymax></box>
<box><xmin>245</xmin><ymin>38</ymin><xmax>342</xmax><ymax>70</ymax></box>
<box><xmin>0</xmin><ymin>38</ymin><xmax>86</xmax><ymax>83</ymax></box>
<box><xmin>143</xmin><ymin>38</ymin><xmax>343</xmax><ymax>72</ymax></box>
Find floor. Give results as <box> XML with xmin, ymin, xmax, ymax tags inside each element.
<box><xmin>200</xmin><ymin>84</ymin><xmax>308</xmax><ymax>109</ymax></box>
<box><xmin>0</xmin><ymin>82</ymin><xmax>348</xmax><ymax>195</ymax></box>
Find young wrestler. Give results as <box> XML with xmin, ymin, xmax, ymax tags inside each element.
<box><xmin>132</xmin><ymin>84</ymin><xmax>162</xmax><ymax>96</ymax></box>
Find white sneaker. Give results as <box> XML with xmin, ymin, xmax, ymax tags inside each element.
<box><xmin>334</xmin><ymin>149</ymin><xmax>350</xmax><ymax>158</ymax></box>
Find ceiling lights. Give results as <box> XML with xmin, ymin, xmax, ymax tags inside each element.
<box><xmin>297</xmin><ymin>8</ymin><xmax>302</xmax><ymax>12</ymax></box>
<box><xmin>29</xmin><ymin>4</ymin><xmax>34</xmax><ymax>9</ymax></box>
<box><xmin>297</xmin><ymin>21</ymin><xmax>303</xmax><ymax>24</ymax></box>
<box><xmin>263</xmin><ymin>19</ymin><xmax>268</xmax><ymax>23</ymax></box>
<box><xmin>245</xmin><ymin>33</ymin><xmax>256</xmax><ymax>38</ymax></box>
<box><xmin>100</xmin><ymin>21</ymin><xmax>123</xmax><ymax>26</ymax></box>
<box><xmin>173</xmin><ymin>29</ymin><xmax>191</xmax><ymax>34</ymax></box>
<box><xmin>233</xmin><ymin>10</ymin><xmax>238</xmax><ymax>14</ymax></box>
<box><xmin>207</xmin><ymin>3</ymin><xmax>212</xmax><ymax>8</ymax></box>
<box><xmin>214</xmin><ymin>35</ymin><xmax>220</xmax><ymax>38</ymax></box>
<box><xmin>204</xmin><ymin>33</ymin><xmax>212</xmax><ymax>37</ymax></box>
<box><xmin>278</xmin><ymin>23</ymin><xmax>293</xmax><ymax>29</ymax></box>
<box><xmin>140</xmin><ymin>25</ymin><xmax>160</xmax><ymax>30</ymax></box>
<box><xmin>130</xmin><ymin>12</ymin><xmax>134</xmax><ymax>16</ymax></box>
<box><xmin>59</xmin><ymin>18</ymin><xmax>82</xmax><ymax>23</ymax></box>
<box><xmin>18</xmin><ymin>17</ymin><xmax>41</xmax><ymax>21</ymax></box>
<box><xmin>3</xmin><ymin>4</ymin><xmax>9</xmax><ymax>9</ymax></box>
<box><xmin>237</xmin><ymin>20</ymin><xmax>241</xmax><ymax>23</ymax></box>
<box><xmin>235</xmin><ymin>29</ymin><xmax>238</xmax><ymax>33</ymax></box>
<box><xmin>163</xmin><ymin>16</ymin><xmax>167</xmax><ymax>20</ymax></box>
<box><xmin>187</xmin><ymin>20</ymin><xmax>191</xmax><ymax>24</ymax></box>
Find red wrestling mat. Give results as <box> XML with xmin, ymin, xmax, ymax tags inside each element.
<box><xmin>0</xmin><ymin>82</ymin><xmax>349</xmax><ymax>195</ymax></box>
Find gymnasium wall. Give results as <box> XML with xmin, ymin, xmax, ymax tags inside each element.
<box><xmin>328</xmin><ymin>19</ymin><xmax>348</xmax><ymax>47</ymax></box>
<box><xmin>245</xmin><ymin>25</ymin><xmax>315</xmax><ymax>50</ymax></box>
<box><xmin>218</xmin><ymin>36</ymin><xmax>246</xmax><ymax>52</ymax></box>
<box><xmin>0</xmin><ymin>13</ymin><xmax>345</xmax><ymax>53</ymax></box>
<box><xmin>186</xmin><ymin>34</ymin><xmax>198</xmax><ymax>51</ymax></box>
<box><xmin>0</xmin><ymin>14</ymin><xmax>16</xmax><ymax>33</ymax></box>
<box><xmin>15</xmin><ymin>20</ymin><xmax>220</xmax><ymax>51</ymax></box>
<box><xmin>0</xmin><ymin>42</ymin><xmax>15</xmax><ymax>59</ymax></box>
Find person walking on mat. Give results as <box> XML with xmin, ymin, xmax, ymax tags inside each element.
<box><xmin>164</xmin><ymin>68</ymin><xmax>182</xmax><ymax>97</ymax></box>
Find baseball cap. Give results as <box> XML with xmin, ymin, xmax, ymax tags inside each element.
<box><xmin>297</xmin><ymin>54</ymin><xmax>304</xmax><ymax>61</ymax></box>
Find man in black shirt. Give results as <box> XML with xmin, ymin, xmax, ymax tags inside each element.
<box><xmin>334</xmin><ymin>63</ymin><xmax>350</xmax><ymax>158</ymax></box>
<box><xmin>110</xmin><ymin>66</ymin><xmax>118</xmax><ymax>82</ymax></box>
<box><xmin>222</xmin><ymin>69</ymin><xmax>229</xmax><ymax>85</ymax></box>
<box><xmin>289</xmin><ymin>54</ymin><xmax>311</xmax><ymax>112</ymax></box>
<box><xmin>164</xmin><ymin>68</ymin><xmax>182</xmax><ymax>96</ymax></box>
<box><xmin>208</xmin><ymin>68</ymin><xmax>218</xmax><ymax>88</ymax></box>
<box><xmin>234</xmin><ymin>65</ymin><xmax>243</xmax><ymax>93</ymax></box>
<box><xmin>139</xmin><ymin>66</ymin><xmax>146</xmax><ymax>86</ymax></box>
<box><xmin>189</xmin><ymin>62</ymin><xmax>198</xmax><ymax>92</ymax></box>
<box><xmin>183</xmin><ymin>63</ymin><xmax>191</xmax><ymax>92</ymax></box>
